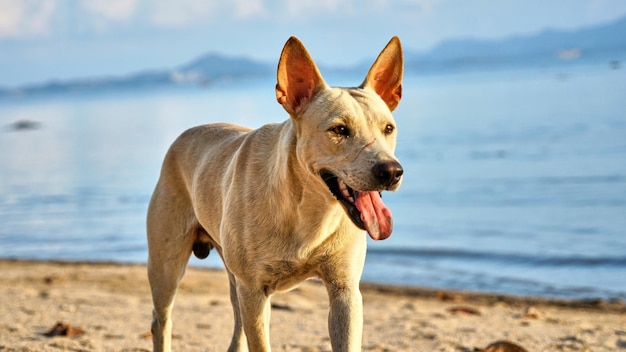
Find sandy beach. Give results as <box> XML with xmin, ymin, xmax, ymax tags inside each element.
<box><xmin>0</xmin><ymin>260</ymin><xmax>624</xmax><ymax>351</ymax></box>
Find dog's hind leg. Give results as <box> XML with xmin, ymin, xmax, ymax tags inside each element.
<box><xmin>148</xmin><ymin>250</ymin><xmax>191</xmax><ymax>351</ymax></box>
<box><xmin>147</xmin><ymin>232</ymin><xmax>193</xmax><ymax>351</ymax></box>
<box><xmin>147</xmin><ymin>191</ymin><xmax>196</xmax><ymax>352</ymax></box>
<box><xmin>226</xmin><ymin>271</ymin><xmax>248</xmax><ymax>352</ymax></box>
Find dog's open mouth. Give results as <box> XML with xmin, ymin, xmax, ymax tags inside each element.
<box><xmin>321</xmin><ymin>171</ymin><xmax>393</xmax><ymax>240</ymax></box>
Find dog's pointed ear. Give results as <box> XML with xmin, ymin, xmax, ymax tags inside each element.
<box><xmin>276</xmin><ymin>37</ymin><xmax>327</xmax><ymax>116</ymax></box>
<box><xmin>361</xmin><ymin>36</ymin><xmax>404</xmax><ymax>112</ymax></box>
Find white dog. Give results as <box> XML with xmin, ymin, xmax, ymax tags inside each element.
<box><xmin>147</xmin><ymin>36</ymin><xmax>404</xmax><ymax>351</ymax></box>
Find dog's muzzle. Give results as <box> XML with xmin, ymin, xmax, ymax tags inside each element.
<box><xmin>321</xmin><ymin>161</ymin><xmax>402</xmax><ymax>241</ymax></box>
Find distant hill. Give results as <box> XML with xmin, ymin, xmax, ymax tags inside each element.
<box><xmin>0</xmin><ymin>54</ymin><xmax>274</xmax><ymax>98</ymax></box>
<box><xmin>179</xmin><ymin>53</ymin><xmax>272</xmax><ymax>82</ymax></box>
<box><xmin>2</xmin><ymin>15</ymin><xmax>625</xmax><ymax>98</ymax></box>
<box><xmin>404</xmin><ymin>15</ymin><xmax>626</xmax><ymax>73</ymax></box>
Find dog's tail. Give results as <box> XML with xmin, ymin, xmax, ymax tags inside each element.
<box><xmin>192</xmin><ymin>225</ymin><xmax>213</xmax><ymax>259</ymax></box>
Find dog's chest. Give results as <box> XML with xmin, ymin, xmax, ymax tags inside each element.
<box><xmin>260</xmin><ymin>258</ymin><xmax>322</xmax><ymax>294</ymax></box>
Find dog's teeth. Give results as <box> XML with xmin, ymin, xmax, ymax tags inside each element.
<box><xmin>338</xmin><ymin>180</ymin><xmax>355</xmax><ymax>203</ymax></box>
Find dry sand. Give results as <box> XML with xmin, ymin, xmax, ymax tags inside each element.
<box><xmin>0</xmin><ymin>260</ymin><xmax>624</xmax><ymax>351</ymax></box>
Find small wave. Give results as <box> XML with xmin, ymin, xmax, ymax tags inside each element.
<box><xmin>367</xmin><ymin>247</ymin><xmax>626</xmax><ymax>268</ymax></box>
<box><xmin>534</xmin><ymin>174</ymin><xmax>626</xmax><ymax>185</ymax></box>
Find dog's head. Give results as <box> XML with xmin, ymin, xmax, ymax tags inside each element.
<box><xmin>275</xmin><ymin>36</ymin><xmax>403</xmax><ymax>241</ymax></box>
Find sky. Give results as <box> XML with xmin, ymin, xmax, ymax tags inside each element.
<box><xmin>1</xmin><ymin>0</ymin><xmax>626</xmax><ymax>87</ymax></box>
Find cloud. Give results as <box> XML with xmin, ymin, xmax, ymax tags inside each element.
<box><xmin>0</xmin><ymin>0</ymin><xmax>56</xmax><ymax>39</ymax></box>
<box><xmin>280</xmin><ymin>0</ymin><xmax>347</xmax><ymax>17</ymax></box>
<box><xmin>233</xmin><ymin>0</ymin><xmax>268</xmax><ymax>20</ymax></box>
<box><xmin>148</xmin><ymin>0</ymin><xmax>222</xmax><ymax>27</ymax></box>
<box><xmin>145</xmin><ymin>0</ymin><xmax>351</xmax><ymax>26</ymax></box>
<box><xmin>0</xmin><ymin>0</ymin><xmax>415</xmax><ymax>40</ymax></box>
<box><xmin>81</xmin><ymin>0</ymin><xmax>138</xmax><ymax>21</ymax></box>
<box><xmin>5</xmin><ymin>0</ymin><xmax>624</xmax><ymax>44</ymax></box>
<box><xmin>75</xmin><ymin>0</ymin><xmax>139</xmax><ymax>34</ymax></box>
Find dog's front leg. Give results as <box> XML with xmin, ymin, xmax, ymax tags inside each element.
<box><xmin>326</xmin><ymin>282</ymin><xmax>363</xmax><ymax>351</ymax></box>
<box><xmin>236</xmin><ymin>282</ymin><xmax>272</xmax><ymax>352</ymax></box>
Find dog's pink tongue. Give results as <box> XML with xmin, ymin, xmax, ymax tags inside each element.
<box><xmin>354</xmin><ymin>191</ymin><xmax>393</xmax><ymax>240</ymax></box>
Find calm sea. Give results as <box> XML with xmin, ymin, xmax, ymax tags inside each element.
<box><xmin>1</xmin><ymin>65</ymin><xmax>625</xmax><ymax>300</ymax></box>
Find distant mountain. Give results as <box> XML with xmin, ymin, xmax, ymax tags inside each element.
<box><xmin>0</xmin><ymin>54</ymin><xmax>273</xmax><ymax>98</ymax></box>
<box><xmin>2</xmin><ymin>15</ymin><xmax>625</xmax><ymax>98</ymax></box>
<box><xmin>404</xmin><ymin>15</ymin><xmax>626</xmax><ymax>73</ymax></box>
<box><xmin>179</xmin><ymin>53</ymin><xmax>272</xmax><ymax>82</ymax></box>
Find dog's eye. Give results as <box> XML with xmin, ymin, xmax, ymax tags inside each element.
<box><xmin>330</xmin><ymin>125</ymin><xmax>350</xmax><ymax>137</ymax></box>
<box><xmin>384</xmin><ymin>124</ymin><xmax>395</xmax><ymax>135</ymax></box>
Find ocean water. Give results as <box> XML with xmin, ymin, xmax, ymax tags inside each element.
<box><xmin>1</xmin><ymin>65</ymin><xmax>625</xmax><ymax>300</ymax></box>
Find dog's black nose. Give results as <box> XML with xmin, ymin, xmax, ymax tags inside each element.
<box><xmin>372</xmin><ymin>161</ymin><xmax>403</xmax><ymax>187</ymax></box>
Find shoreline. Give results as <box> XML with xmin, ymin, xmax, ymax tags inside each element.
<box><xmin>4</xmin><ymin>257</ymin><xmax>624</xmax><ymax>308</ymax></box>
<box><xmin>1</xmin><ymin>259</ymin><xmax>625</xmax><ymax>351</ymax></box>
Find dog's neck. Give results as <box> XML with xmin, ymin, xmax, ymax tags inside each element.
<box><xmin>262</xmin><ymin>120</ymin><xmax>357</xmax><ymax>248</ymax></box>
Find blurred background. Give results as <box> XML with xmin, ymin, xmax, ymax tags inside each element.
<box><xmin>1</xmin><ymin>0</ymin><xmax>625</xmax><ymax>301</ymax></box>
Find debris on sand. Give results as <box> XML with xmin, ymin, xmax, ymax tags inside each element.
<box><xmin>482</xmin><ymin>340</ymin><xmax>529</xmax><ymax>352</ymax></box>
<box><xmin>44</xmin><ymin>321</ymin><xmax>85</xmax><ymax>338</ymax></box>
<box><xmin>447</xmin><ymin>306</ymin><xmax>482</xmax><ymax>316</ymax></box>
